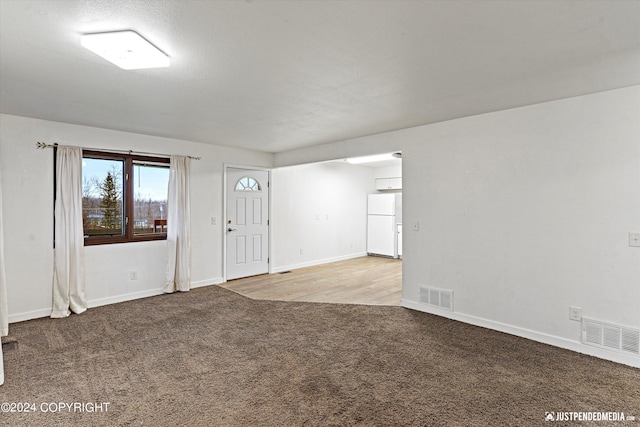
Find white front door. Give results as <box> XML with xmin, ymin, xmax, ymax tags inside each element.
<box><xmin>226</xmin><ymin>168</ymin><xmax>269</xmax><ymax>280</ymax></box>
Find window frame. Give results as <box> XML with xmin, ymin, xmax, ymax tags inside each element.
<box><xmin>82</xmin><ymin>150</ymin><xmax>170</xmax><ymax>246</ymax></box>
<box><xmin>234</xmin><ymin>176</ymin><xmax>262</xmax><ymax>192</ymax></box>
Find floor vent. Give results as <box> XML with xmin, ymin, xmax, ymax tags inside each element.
<box><xmin>1</xmin><ymin>335</ymin><xmax>18</xmax><ymax>352</ymax></box>
<box><xmin>582</xmin><ymin>317</ymin><xmax>640</xmax><ymax>356</ymax></box>
<box><xmin>419</xmin><ymin>286</ymin><xmax>453</xmax><ymax>311</ymax></box>
<box><xmin>279</xmin><ymin>271</ymin><xmax>292</xmax><ymax>274</ymax></box>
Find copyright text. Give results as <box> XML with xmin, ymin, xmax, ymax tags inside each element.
<box><xmin>1</xmin><ymin>402</ymin><xmax>110</xmax><ymax>413</ymax></box>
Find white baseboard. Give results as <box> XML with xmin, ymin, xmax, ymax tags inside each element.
<box><xmin>8</xmin><ymin>308</ymin><xmax>52</xmax><ymax>324</ymax></box>
<box><xmin>88</xmin><ymin>288</ymin><xmax>165</xmax><ymax>309</ymax></box>
<box><xmin>191</xmin><ymin>277</ymin><xmax>224</xmax><ymax>289</ymax></box>
<box><xmin>271</xmin><ymin>252</ymin><xmax>368</xmax><ymax>273</ymax></box>
<box><xmin>401</xmin><ymin>299</ymin><xmax>640</xmax><ymax>369</ymax></box>
<box><xmin>8</xmin><ymin>277</ymin><xmax>226</xmax><ymax>324</ymax></box>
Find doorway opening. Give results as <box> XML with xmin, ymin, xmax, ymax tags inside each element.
<box><xmin>223</xmin><ymin>153</ymin><xmax>402</xmax><ymax>305</ymax></box>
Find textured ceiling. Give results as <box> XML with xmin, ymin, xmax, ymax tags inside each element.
<box><xmin>1</xmin><ymin>0</ymin><xmax>639</xmax><ymax>153</ymax></box>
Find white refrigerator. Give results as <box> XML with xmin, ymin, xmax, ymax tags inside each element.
<box><xmin>367</xmin><ymin>193</ymin><xmax>402</xmax><ymax>258</ymax></box>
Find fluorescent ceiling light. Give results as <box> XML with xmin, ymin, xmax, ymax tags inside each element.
<box><xmin>81</xmin><ymin>31</ymin><xmax>170</xmax><ymax>70</ymax></box>
<box><xmin>346</xmin><ymin>153</ymin><xmax>399</xmax><ymax>164</ymax></box>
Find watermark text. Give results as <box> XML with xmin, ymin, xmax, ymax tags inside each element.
<box><xmin>545</xmin><ymin>411</ymin><xmax>635</xmax><ymax>422</ymax></box>
<box><xmin>1</xmin><ymin>402</ymin><xmax>110</xmax><ymax>413</ymax></box>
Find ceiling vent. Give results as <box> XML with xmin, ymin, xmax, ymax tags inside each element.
<box><xmin>419</xmin><ymin>285</ymin><xmax>453</xmax><ymax>311</ymax></box>
<box><xmin>582</xmin><ymin>317</ymin><xmax>640</xmax><ymax>356</ymax></box>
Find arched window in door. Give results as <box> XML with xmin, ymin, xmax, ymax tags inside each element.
<box><xmin>235</xmin><ymin>176</ymin><xmax>261</xmax><ymax>192</ymax></box>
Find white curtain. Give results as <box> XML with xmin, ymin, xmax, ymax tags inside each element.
<box><xmin>51</xmin><ymin>146</ymin><xmax>87</xmax><ymax>318</ymax></box>
<box><xmin>0</xmin><ymin>164</ymin><xmax>8</xmax><ymax>337</ymax></box>
<box><xmin>0</xmin><ymin>167</ymin><xmax>8</xmax><ymax>385</ymax></box>
<box><xmin>164</xmin><ymin>155</ymin><xmax>191</xmax><ymax>293</ymax></box>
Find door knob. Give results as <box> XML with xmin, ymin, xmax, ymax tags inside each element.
<box><xmin>228</xmin><ymin>228</ymin><xmax>237</xmax><ymax>232</ymax></box>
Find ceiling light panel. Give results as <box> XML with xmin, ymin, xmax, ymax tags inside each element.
<box><xmin>80</xmin><ymin>31</ymin><xmax>170</xmax><ymax>70</ymax></box>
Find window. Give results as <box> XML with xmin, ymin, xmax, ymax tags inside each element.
<box><xmin>81</xmin><ymin>150</ymin><xmax>170</xmax><ymax>245</ymax></box>
<box><xmin>235</xmin><ymin>176</ymin><xmax>261</xmax><ymax>192</ymax></box>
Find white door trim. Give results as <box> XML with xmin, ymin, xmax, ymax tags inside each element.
<box><xmin>223</xmin><ymin>164</ymin><xmax>272</xmax><ymax>281</ymax></box>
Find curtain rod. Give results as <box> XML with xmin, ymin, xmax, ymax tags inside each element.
<box><xmin>36</xmin><ymin>142</ymin><xmax>201</xmax><ymax>160</ymax></box>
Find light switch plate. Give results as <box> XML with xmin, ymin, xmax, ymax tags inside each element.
<box><xmin>630</xmin><ymin>232</ymin><xmax>640</xmax><ymax>247</ymax></box>
<box><xmin>412</xmin><ymin>222</ymin><xmax>419</xmax><ymax>231</ymax></box>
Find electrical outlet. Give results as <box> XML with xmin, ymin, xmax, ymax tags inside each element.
<box><xmin>211</xmin><ymin>217</ymin><xmax>216</xmax><ymax>225</ymax></box>
<box><xmin>130</xmin><ymin>271</ymin><xmax>138</xmax><ymax>280</ymax></box>
<box><xmin>569</xmin><ymin>306</ymin><xmax>582</xmax><ymax>321</ymax></box>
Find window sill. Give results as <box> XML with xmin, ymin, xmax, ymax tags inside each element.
<box><xmin>84</xmin><ymin>234</ymin><xmax>167</xmax><ymax>246</ymax></box>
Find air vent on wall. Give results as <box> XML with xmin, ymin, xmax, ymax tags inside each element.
<box><xmin>582</xmin><ymin>317</ymin><xmax>640</xmax><ymax>356</ymax></box>
<box><xmin>419</xmin><ymin>286</ymin><xmax>453</xmax><ymax>311</ymax></box>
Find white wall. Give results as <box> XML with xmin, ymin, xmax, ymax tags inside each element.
<box><xmin>275</xmin><ymin>86</ymin><xmax>640</xmax><ymax>367</ymax></box>
<box><xmin>271</xmin><ymin>161</ymin><xmax>375</xmax><ymax>271</ymax></box>
<box><xmin>373</xmin><ymin>164</ymin><xmax>402</xmax><ymax>180</ymax></box>
<box><xmin>0</xmin><ymin>114</ymin><xmax>272</xmax><ymax>322</ymax></box>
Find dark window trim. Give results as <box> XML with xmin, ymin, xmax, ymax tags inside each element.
<box><xmin>83</xmin><ymin>150</ymin><xmax>170</xmax><ymax>246</ymax></box>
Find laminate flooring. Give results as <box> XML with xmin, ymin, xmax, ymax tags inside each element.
<box><xmin>219</xmin><ymin>256</ymin><xmax>402</xmax><ymax>306</ymax></box>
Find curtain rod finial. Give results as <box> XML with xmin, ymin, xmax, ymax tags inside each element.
<box><xmin>36</xmin><ymin>142</ymin><xmax>57</xmax><ymax>149</ymax></box>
